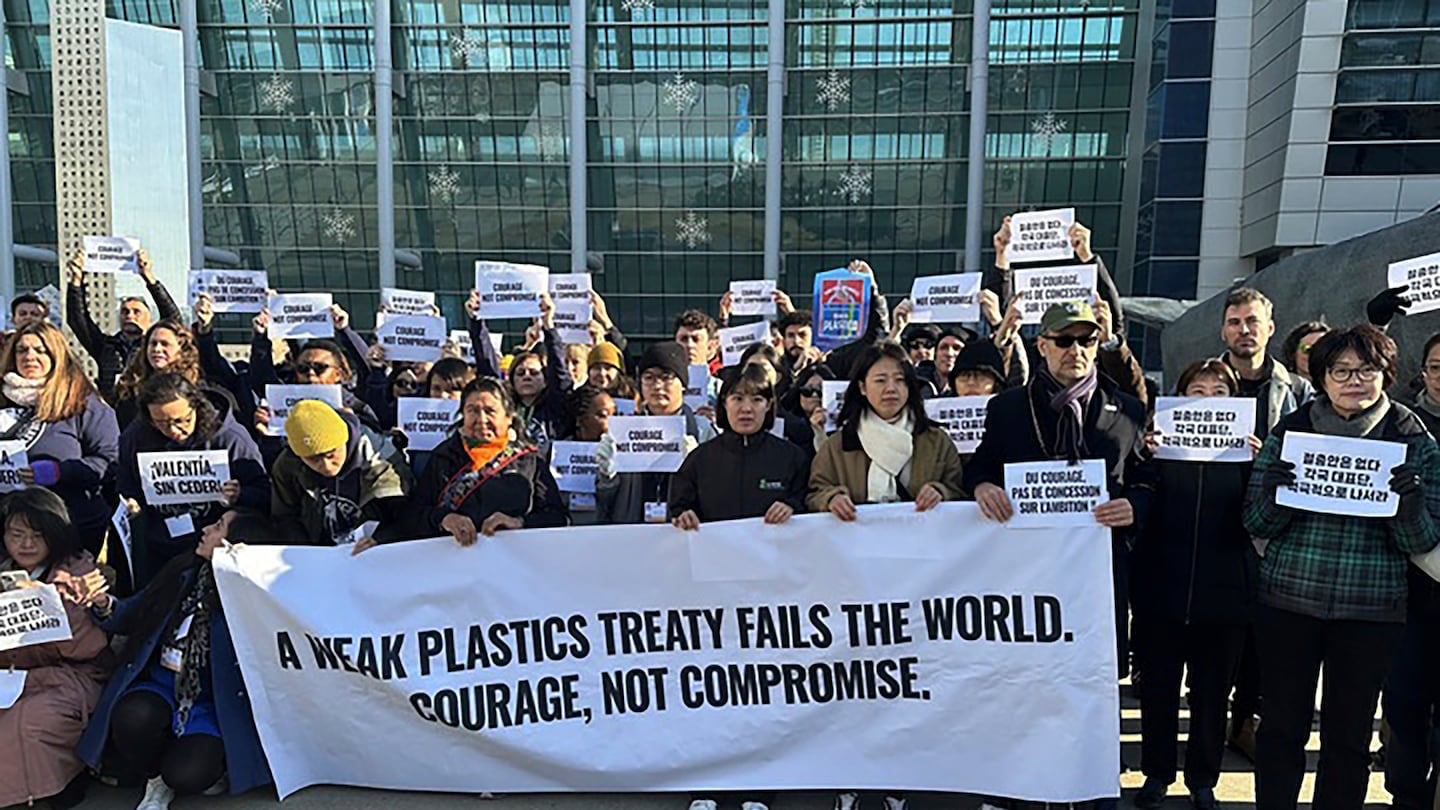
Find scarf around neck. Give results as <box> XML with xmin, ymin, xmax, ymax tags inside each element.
<box><xmin>858</xmin><ymin>408</ymin><xmax>914</xmax><ymax>504</ymax></box>
<box><xmin>1036</xmin><ymin>365</ymin><xmax>1098</xmax><ymax>462</ymax></box>
<box><xmin>1416</xmin><ymin>390</ymin><xmax>1440</xmax><ymax>421</ymax></box>
<box><xmin>2</xmin><ymin>372</ymin><xmax>44</xmax><ymax>407</ymax></box>
<box><xmin>464</xmin><ymin>434</ymin><xmax>510</xmax><ymax>471</ymax></box>
<box><xmin>1310</xmin><ymin>394</ymin><xmax>1391</xmax><ymax>438</ymax></box>
<box><xmin>172</xmin><ymin>562</ymin><xmax>216</xmax><ymax>735</ymax></box>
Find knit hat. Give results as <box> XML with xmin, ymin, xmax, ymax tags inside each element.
<box><xmin>588</xmin><ymin>341</ymin><xmax>623</xmax><ymax>371</ymax></box>
<box><xmin>949</xmin><ymin>339</ymin><xmax>1007</xmax><ymax>389</ymax></box>
<box><xmin>638</xmin><ymin>341</ymin><xmax>689</xmax><ymax>381</ymax></box>
<box><xmin>285</xmin><ymin>400</ymin><xmax>348</xmax><ymax>458</ymax></box>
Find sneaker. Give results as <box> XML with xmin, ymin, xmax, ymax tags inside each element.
<box><xmin>1190</xmin><ymin>787</ymin><xmax>1219</xmax><ymax>810</ymax></box>
<box><xmin>1134</xmin><ymin>777</ymin><xmax>1168</xmax><ymax>809</ymax></box>
<box><xmin>201</xmin><ymin>775</ymin><xmax>229</xmax><ymax>797</ymax></box>
<box><xmin>741</xmin><ymin>803</ymin><xmax>770</xmax><ymax>810</ymax></box>
<box><xmin>883</xmin><ymin>795</ymin><xmax>906</xmax><ymax>810</ymax></box>
<box><xmin>835</xmin><ymin>792</ymin><xmax>860</xmax><ymax>810</ymax></box>
<box><xmin>689</xmin><ymin>801</ymin><xmax>718</xmax><ymax>810</ymax></box>
<box><xmin>135</xmin><ymin>776</ymin><xmax>175</xmax><ymax>810</ymax></box>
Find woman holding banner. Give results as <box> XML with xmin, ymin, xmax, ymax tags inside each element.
<box><xmin>0</xmin><ymin>322</ymin><xmax>119</xmax><ymax>555</ymax></box>
<box><xmin>117</xmin><ymin>374</ymin><xmax>268</xmax><ymax>586</ymax></box>
<box><xmin>0</xmin><ymin>487</ymin><xmax>113</xmax><ymax>809</ymax></box>
<box><xmin>411</xmin><ymin>377</ymin><xmax>568</xmax><ymax>549</ymax></box>
<box><xmin>1245</xmin><ymin>324</ymin><xmax>1440</xmax><ymax>810</ymax></box>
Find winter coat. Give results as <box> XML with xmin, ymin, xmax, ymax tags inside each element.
<box><xmin>413</xmin><ymin>432</ymin><xmax>569</xmax><ymax>535</ymax></box>
<box><xmin>1131</xmin><ymin>458</ymin><xmax>1257</xmax><ymax>626</ymax></box>
<box><xmin>0</xmin><ymin>554</ymin><xmax>111</xmax><ymax>807</ymax></box>
<box><xmin>195</xmin><ymin>326</ymin><xmax>257</xmax><ymax>430</ymax></box>
<box><xmin>669</xmin><ymin>429</ymin><xmax>809</xmax><ymax>522</ymax></box>
<box><xmin>1407</xmin><ymin>399</ymin><xmax>1440</xmax><ymax>620</ymax></box>
<box><xmin>473</xmin><ymin>319</ymin><xmax>571</xmax><ymax>453</ymax></box>
<box><xmin>807</xmin><ymin>421</ymin><xmax>965</xmax><ymax>512</ymax></box>
<box><xmin>1221</xmin><ymin>355</ymin><xmax>1313</xmax><ymax>441</ymax></box>
<box><xmin>117</xmin><ymin>388</ymin><xmax>269</xmax><ymax>585</ymax></box>
<box><xmin>597</xmin><ymin>405</ymin><xmax>717</xmax><ymax>525</ymax></box>
<box><xmin>77</xmin><ymin>556</ymin><xmax>271</xmax><ymax>796</ymax></box>
<box><xmin>66</xmin><ymin>278</ymin><xmax>181</xmax><ymax>401</ymax></box>
<box><xmin>1244</xmin><ymin>400</ymin><xmax>1440</xmax><ymax>623</ymax></box>
<box><xmin>270</xmin><ymin>411</ymin><xmax>410</xmax><ymax>545</ymax></box>
<box><xmin>113</xmin><ymin>378</ymin><xmax>240</xmax><ymax>438</ymax></box>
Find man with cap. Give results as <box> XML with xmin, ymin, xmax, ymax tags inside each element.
<box><xmin>64</xmin><ymin>248</ymin><xmax>181</xmax><ymax>402</ymax></box>
<box><xmin>270</xmin><ymin>399</ymin><xmax>410</xmax><ymax>546</ymax></box>
<box><xmin>595</xmin><ymin>341</ymin><xmax>716</xmax><ymax>525</ymax></box>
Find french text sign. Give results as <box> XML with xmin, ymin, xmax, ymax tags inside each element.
<box><xmin>190</xmin><ymin>270</ymin><xmax>268</xmax><ymax>314</ymax></box>
<box><xmin>1013</xmin><ymin>266</ymin><xmax>1098</xmax><ymax>325</ymax></box>
<box><xmin>1004</xmin><ymin>459</ymin><xmax>1106</xmax><ymax>529</ymax></box>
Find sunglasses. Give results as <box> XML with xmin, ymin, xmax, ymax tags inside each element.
<box><xmin>1040</xmin><ymin>334</ymin><xmax>1100</xmax><ymax>349</ymax></box>
<box><xmin>907</xmin><ymin>340</ymin><xmax>935</xmax><ymax>349</ymax></box>
<box><xmin>394</xmin><ymin>378</ymin><xmax>420</xmax><ymax>390</ymax></box>
<box><xmin>295</xmin><ymin>362</ymin><xmax>333</xmax><ymax>376</ymax></box>
<box><xmin>797</xmin><ymin>387</ymin><xmax>821</xmax><ymax>397</ymax></box>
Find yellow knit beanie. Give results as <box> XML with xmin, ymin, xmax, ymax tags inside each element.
<box><xmin>285</xmin><ymin>400</ymin><xmax>348</xmax><ymax>458</ymax></box>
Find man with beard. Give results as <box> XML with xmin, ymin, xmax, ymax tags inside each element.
<box><xmin>65</xmin><ymin>248</ymin><xmax>181</xmax><ymax>402</ymax></box>
<box><xmin>777</xmin><ymin>309</ymin><xmax>821</xmax><ymax>377</ymax></box>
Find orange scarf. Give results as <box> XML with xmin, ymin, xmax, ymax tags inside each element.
<box><xmin>464</xmin><ymin>436</ymin><xmax>509</xmax><ymax>471</ymax></box>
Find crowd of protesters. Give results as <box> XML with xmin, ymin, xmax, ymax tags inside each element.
<box><xmin>0</xmin><ymin>222</ymin><xmax>1436</xmax><ymax>810</ymax></box>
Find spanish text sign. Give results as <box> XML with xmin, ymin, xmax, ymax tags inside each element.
<box><xmin>214</xmin><ymin>504</ymin><xmax>1119</xmax><ymax>801</ymax></box>
<box><xmin>1277</xmin><ymin>432</ymin><xmax>1406</xmax><ymax>518</ymax></box>
<box><xmin>137</xmin><ymin>449</ymin><xmax>231</xmax><ymax>506</ymax></box>
<box><xmin>1003</xmin><ymin>459</ymin><xmax>1106</xmax><ymax>529</ymax></box>
<box><xmin>1388</xmin><ymin>251</ymin><xmax>1440</xmax><ymax>315</ymax></box>
<box><xmin>1153</xmin><ymin>397</ymin><xmax>1256</xmax><ymax>463</ymax></box>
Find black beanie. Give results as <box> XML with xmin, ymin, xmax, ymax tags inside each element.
<box><xmin>638</xmin><ymin>341</ymin><xmax>690</xmax><ymax>381</ymax></box>
<box><xmin>950</xmin><ymin>339</ymin><xmax>1007</xmax><ymax>389</ymax></box>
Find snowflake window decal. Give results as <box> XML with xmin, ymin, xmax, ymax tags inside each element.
<box><xmin>322</xmin><ymin>206</ymin><xmax>357</xmax><ymax>245</ymax></box>
<box><xmin>1030</xmin><ymin>110</ymin><xmax>1069</xmax><ymax>156</ymax></box>
<box><xmin>258</xmin><ymin>74</ymin><xmax>295</xmax><ymax>113</ymax></box>
<box><xmin>248</xmin><ymin>0</ymin><xmax>285</xmax><ymax>20</ymax></box>
<box><xmin>674</xmin><ymin>211</ymin><xmax>711</xmax><ymax>249</ymax></box>
<box><xmin>816</xmin><ymin>70</ymin><xmax>851</xmax><ymax>112</ymax></box>
<box><xmin>450</xmin><ymin>28</ymin><xmax>492</xmax><ymax>68</ymax></box>
<box><xmin>663</xmin><ymin>73</ymin><xmax>701</xmax><ymax>113</ymax></box>
<box><xmin>834</xmin><ymin>165</ymin><xmax>873</xmax><ymax>205</ymax></box>
<box><xmin>622</xmin><ymin>0</ymin><xmax>656</xmax><ymax>12</ymax></box>
<box><xmin>428</xmin><ymin>165</ymin><xmax>461</xmax><ymax>206</ymax></box>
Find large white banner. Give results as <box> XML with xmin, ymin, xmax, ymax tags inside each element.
<box><xmin>214</xmin><ymin>505</ymin><xmax>1120</xmax><ymax>801</ymax></box>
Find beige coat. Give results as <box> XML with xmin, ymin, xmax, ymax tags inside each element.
<box><xmin>0</xmin><ymin>554</ymin><xmax>111</xmax><ymax>806</ymax></box>
<box><xmin>807</xmin><ymin>424</ymin><xmax>965</xmax><ymax>512</ymax></box>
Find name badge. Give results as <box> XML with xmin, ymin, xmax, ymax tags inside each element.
<box><xmin>160</xmin><ymin>646</ymin><xmax>184</xmax><ymax>673</ymax></box>
<box><xmin>165</xmin><ymin>514</ymin><xmax>195</xmax><ymax>538</ymax></box>
<box><xmin>644</xmin><ymin>502</ymin><xmax>668</xmax><ymax>523</ymax></box>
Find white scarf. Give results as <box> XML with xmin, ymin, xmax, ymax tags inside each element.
<box><xmin>2</xmin><ymin>372</ymin><xmax>43</xmax><ymax>407</ymax></box>
<box><xmin>858</xmin><ymin>408</ymin><xmax>914</xmax><ymax>504</ymax></box>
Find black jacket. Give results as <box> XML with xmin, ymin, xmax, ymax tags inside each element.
<box><xmin>1404</xmin><ymin>400</ymin><xmax>1440</xmax><ymax>620</ymax></box>
<box><xmin>1131</xmin><ymin>458</ymin><xmax>1257</xmax><ymax>626</ymax></box>
<box><xmin>668</xmin><ymin>429</ymin><xmax>809</xmax><ymax>523</ymax></box>
<box><xmin>413</xmin><ymin>432</ymin><xmax>569</xmax><ymax>535</ymax></box>
<box><xmin>67</xmin><ymin>278</ymin><xmax>181</xmax><ymax>402</ymax></box>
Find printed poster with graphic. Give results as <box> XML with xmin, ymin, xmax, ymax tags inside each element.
<box><xmin>811</xmin><ymin>268</ymin><xmax>872</xmax><ymax>351</ymax></box>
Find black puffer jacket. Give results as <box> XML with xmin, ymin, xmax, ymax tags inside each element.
<box><xmin>413</xmin><ymin>432</ymin><xmax>570</xmax><ymax>535</ymax></box>
<box><xmin>668</xmin><ymin>429</ymin><xmax>809</xmax><ymax>523</ymax></box>
<box><xmin>1405</xmin><ymin>398</ymin><xmax>1440</xmax><ymax>620</ymax></box>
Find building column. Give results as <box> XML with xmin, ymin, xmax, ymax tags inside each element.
<box><xmin>569</xmin><ymin>0</ymin><xmax>587</xmax><ymax>273</ymax></box>
<box><xmin>180</xmin><ymin>0</ymin><xmax>203</xmax><ymax>273</ymax></box>
<box><xmin>375</xmin><ymin>0</ymin><xmax>396</xmax><ymax>288</ymax></box>
<box><xmin>963</xmin><ymin>0</ymin><xmax>990</xmax><ymax>271</ymax></box>
<box><xmin>762</xmin><ymin>0</ymin><xmax>785</xmax><ymax>282</ymax></box>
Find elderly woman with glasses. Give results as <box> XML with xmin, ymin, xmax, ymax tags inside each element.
<box><xmin>1245</xmin><ymin>323</ymin><xmax>1440</xmax><ymax>810</ymax></box>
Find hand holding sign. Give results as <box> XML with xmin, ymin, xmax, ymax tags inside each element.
<box><xmin>1385</xmin><ymin>251</ymin><xmax>1440</xmax><ymax>316</ymax></box>
<box><xmin>1275</xmin><ymin>432</ymin><xmax>1407</xmax><ymax>517</ymax></box>
<box><xmin>1005</xmin><ymin>208</ymin><xmax>1076</xmax><ymax>264</ymax></box>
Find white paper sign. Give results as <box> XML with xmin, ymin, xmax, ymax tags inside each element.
<box><xmin>83</xmin><ymin>235</ymin><xmax>141</xmax><ymax>273</ymax></box>
<box><xmin>549</xmin><ymin>274</ymin><xmax>594</xmax><ymax>345</ymax></box>
<box><xmin>0</xmin><ymin>584</ymin><xmax>73</xmax><ymax>652</ymax></box>
<box><xmin>165</xmin><ymin>514</ymin><xmax>196</xmax><ymax>538</ymax></box>
<box><xmin>381</xmin><ymin>288</ymin><xmax>436</xmax><ymax>316</ymax></box>
<box><xmin>614</xmin><ymin>398</ymin><xmax>637</xmax><ymax>416</ymax></box>
<box><xmin>33</xmin><ymin>285</ymin><xmax>62</xmax><ymax>328</ymax></box>
<box><xmin>189</xmin><ymin>270</ymin><xmax>269</xmax><ymax>314</ymax></box>
<box><xmin>396</xmin><ymin>397</ymin><xmax>460</xmax><ymax>453</ymax></box>
<box><xmin>1013</xmin><ymin>266</ymin><xmax>1098</xmax><ymax>325</ymax></box>
<box><xmin>0</xmin><ymin>440</ymin><xmax>28</xmax><ymax>492</ymax></box>
<box><xmin>910</xmin><ymin>273</ymin><xmax>983</xmax><ymax>324</ymax></box>
<box><xmin>0</xmin><ymin>669</ymin><xmax>24</xmax><ymax>709</ymax></box>
<box><xmin>822</xmin><ymin>380</ymin><xmax>848</xmax><ymax>432</ymax></box>
<box><xmin>1276</xmin><ymin>432</ymin><xmax>1407</xmax><ymax>518</ymax></box>
<box><xmin>924</xmin><ymin>396</ymin><xmax>992</xmax><ymax>455</ymax></box>
<box><xmin>551</xmin><ymin>440</ymin><xmax>599</xmax><ymax>494</ymax></box>
<box><xmin>376</xmin><ymin>315</ymin><xmax>446</xmax><ymax>364</ymax></box>
<box><xmin>137</xmin><ymin>449</ymin><xmax>231</xmax><ymax>506</ymax></box>
<box><xmin>475</xmin><ymin>262</ymin><xmax>548</xmax><ymax>319</ymax></box>
<box><xmin>718</xmin><ymin>321</ymin><xmax>770</xmax><ymax>368</ymax></box>
<box><xmin>1006</xmin><ymin>208</ymin><xmax>1075</xmax><ymax>264</ymax></box>
<box><xmin>683</xmin><ymin>365</ymin><xmax>710</xmax><ymax>412</ymax></box>
<box><xmin>729</xmin><ymin>280</ymin><xmax>777</xmax><ymax>317</ymax></box>
<box><xmin>1387</xmin><ymin>250</ymin><xmax>1440</xmax><ymax>316</ymax></box>
<box><xmin>268</xmin><ymin>294</ymin><xmax>335</xmax><ymax>340</ymax></box>
<box><xmin>1153</xmin><ymin>397</ymin><xmax>1256</xmax><ymax>463</ymax></box>
<box><xmin>266</xmin><ymin>384</ymin><xmax>345</xmax><ymax>438</ymax></box>
<box><xmin>1004</xmin><ymin>459</ymin><xmax>1106</xmax><ymax>529</ymax></box>
<box><xmin>447</xmin><ymin>329</ymin><xmax>475</xmax><ymax>362</ymax></box>
<box><xmin>609</xmin><ymin>415</ymin><xmax>687</xmax><ymax>473</ymax></box>
<box><xmin>111</xmin><ymin>501</ymin><xmax>133</xmax><ymax>575</ymax></box>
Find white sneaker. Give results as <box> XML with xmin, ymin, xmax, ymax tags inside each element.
<box><xmin>689</xmin><ymin>801</ymin><xmax>718</xmax><ymax>810</ymax></box>
<box><xmin>135</xmin><ymin>776</ymin><xmax>175</xmax><ymax>810</ymax></box>
<box><xmin>201</xmin><ymin>775</ymin><xmax>229</xmax><ymax>796</ymax></box>
<box><xmin>883</xmin><ymin>796</ymin><xmax>907</xmax><ymax>810</ymax></box>
<box><xmin>836</xmin><ymin>792</ymin><xmax>860</xmax><ymax>810</ymax></box>
<box><xmin>742</xmin><ymin>803</ymin><xmax>770</xmax><ymax>810</ymax></box>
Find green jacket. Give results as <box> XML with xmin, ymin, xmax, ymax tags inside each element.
<box><xmin>1244</xmin><ymin>400</ymin><xmax>1440</xmax><ymax>622</ymax></box>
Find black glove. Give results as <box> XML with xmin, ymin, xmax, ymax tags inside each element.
<box><xmin>1262</xmin><ymin>459</ymin><xmax>1297</xmax><ymax>493</ymax></box>
<box><xmin>1390</xmin><ymin>463</ymin><xmax>1425</xmax><ymax>517</ymax></box>
<box><xmin>1366</xmin><ymin>285</ymin><xmax>1411</xmax><ymax>327</ymax></box>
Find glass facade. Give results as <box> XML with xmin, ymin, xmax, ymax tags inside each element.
<box><xmin>6</xmin><ymin>0</ymin><xmax>1140</xmax><ymax>342</ymax></box>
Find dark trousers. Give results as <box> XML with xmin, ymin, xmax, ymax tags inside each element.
<box><xmin>1255</xmin><ymin>606</ymin><xmax>1404</xmax><ymax>810</ymax></box>
<box><xmin>1384</xmin><ymin>608</ymin><xmax>1440</xmax><ymax>810</ymax></box>
<box><xmin>1136</xmin><ymin>619</ymin><xmax>1247</xmax><ymax>789</ymax></box>
<box><xmin>1230</xmin><ymin>628</ymin><xmax>1262</xmax><ymax>727</ymax></box>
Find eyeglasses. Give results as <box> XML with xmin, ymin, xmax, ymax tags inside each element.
<box><xmin>152</xmin><ymin>409</ymin><xmax>196</xmax><ymax>431</ymax></box>
<box><xmin>511</xmin><ymin>367</ymin><xmax>544</xmax><ymax>378</ymax></box>
<box><xmin>1326</xmin><ymin>366</ymin><xmax>1380</xmax><ymax>383</ymax></box>
<box><xmin>907</xmin><ymin>339</ymin><xmax>935</xmax><ymax>350</ymax></box>
<box><xmin>797</xmin><ymin>387</ymin><xmax>822</xmax><ymax>397</ymax></box>
<box><xmin>640</xmin><ymin>371</ymin><xmax>678</xmax><ymax>387</ymax></box>
<box><xmin>295</xmin><ymin>362</ymin><xmax>333</xmax><ymax>376</ymax></box>
<box><xmin>393</xmin><ymin>379</ymin><xmax>419</xmax><ymax>391</ymax></box>
<box><xmin>1424</xmin><ymin>364</ymin><xmax>1440</xmax><ymax>377</ymax></box>
<box><xmin>1040</xmin><ymin>334</ymin><xmax>1100</xmax><ymax>349</ymax></box>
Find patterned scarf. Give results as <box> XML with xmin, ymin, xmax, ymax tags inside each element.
<box><xmin>439</xmin><ymin>442</ymin><xmax>535</xmax><ymax>512</ymax></box>
<box><xmin>1036</xmin><ymin>364</ymin><xmax>1098</xmax><ymax>462</ymax></box>
<box><xmin>172</xmin><ymin>562</ymin><xmax>216</xmax><ymax>735</ymax></box>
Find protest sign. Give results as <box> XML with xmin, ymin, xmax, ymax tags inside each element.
<box><xmin>0</xmin><ymin>670</ymin><xmax>23</xmax><ymax>709</ymax></box>
<box><xmin>377</xmin><ymin>314</ymin><xmax>446</xmax><ymax>363</ymax></box>
<box><xmin>475</xmin><ymin>262</ymin><xmax>548</xmax><ymax>319</ymax></box>
<box><xmin>614</xmin><ymin>399</ymin><xmax>637</xmax><ymax>416</ymax></box>
<box><xmin>923</xmin><ymin>396</ymin><xmax>992</xmax><ymax>455</ymax></box>
<box><xmin>1387</xmin><ymin>250</ymin><xmax>1440</xmax><ymax>315</ymax></box>
<box><xmin>268</xmin><ymin>293</ymin><xmax>335</xmax><ymax>340</ymax></box>
<box><xmin>83</xmin><ymin>235</ymin><xmax>141</xmax><ymax>273</ymax></box>
<box><xmin>0</xmin><ymin>440</ymin><xmax>27</xmax><ymax>492</ymax></box>
<box><xmin>265</xmin><ymin>384</ymin><xmax>344</xmax><ymax>438</ymax></box>
<box><xmin>719</xmin><ymin>321</ymin><xmax>770</xmax><ymax>368</ymax></box>
<box><xmin>0</xmin><ymin>584</ymin><xmax>73</xmax><ymax>652</ymax></box>
<box><xmin>33</xmin><ymin>285</ymin><xmax>62</xmax><ymax>328</ymax></box>
<box><xmin>609</xmin><ymin>416</ymin><xmax>687</xmax><ymax>473</ymax></box>
<box><xmin>1277</xmin><ymin>432</ymin><xmax>1406</xmax><ymax>518</ymax></box>
<box><xmin>189</xmin><ymin>270</ymin><xmax>268</xmax><ymax>314</ymax></box>
<box><xmin>551</xmin><ymin>441</ymin><xmax>599</xmax><ymax>494</ymax></box>
<box><xmin>1153</xmin><ymin>397</ymin><xmax>1256</xmax><ymax>463</ymax></box>
<box><xmin>447</xmin><ymin>329</ymin><xmax>475</xmax><ymax>362</ymax></box>
<box><xmin>1003</xmin><ymin>459</ymin><xmax>1107</xmax><ymax>529</ymax></box>
<box><xmin>1012</xmin><ymin>266</ymin><xmax>1098</xmax><ymax>325</ymax></box>
<box><xmin>910</xmin><ymin>273</ymin><xmax>982</xmax><ymax>324</ymax></box>
<box><xmin>684</xmin><ymin>365</ymin><xmax>710</xmax><ymax>412</ymax></box>
<box><xmin>549</xmin><ymin>274</ymin><xmax>594</xmax><ymax>345</ymax></box>
<box><xmin>822</xmin><ymin>380</ymin><xmax>848</xmax><ymax>432</ymax></box>
<box><xmin>215</xmin><ymin>504</ymin><xmax>1120</xmax><ymax>802</ymax></box>
<box><xmin>111</xmin><ymin>501</ymin><xmax>133</xmax><ymax>575</ymax></box>
<box><xmin>137</xmin><ymin>449</ymin><xmax>231</xmax><ymax>506</ymax></box>
<box><xmin>729</xmin><ymin>280</ymin><xmax>777</xmax><ymax>317</ymax></box>
<box><xmin>1005</xmin><ymin>208</ymin><xmax>1075</xmax><ymax>264</ymax></box>
<box><xmin>381</xmin><ymin>287</ymin><xmax>436</xmax><ymax>316</ymax></box>
<box><xmin>396</xmin><ymin>398</ymin><xmax>461</xmax><ymax>453</ymax></box>
<box><xmin>812</xmin><ymin>268</ymin><xmax>872</xmax><ymax>351</ymax></box>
